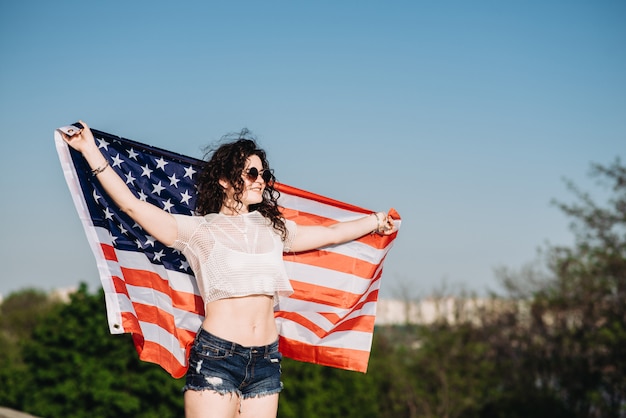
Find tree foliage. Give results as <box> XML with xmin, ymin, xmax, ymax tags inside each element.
<box><xmin>538</xmin><ymin>159</ymin><xmax>626</xmax><ymax>416</ymax></box>
<box><xmin>494</xmin><ymin>158</ymin><xmax>626</xmax><ymax>417</ymax></box>
<box><xmin>279</xmin><ymin>358</ymin><xmax>379</xmax><ymax>418</ymax></box>
<box><xmin>0</xmin><ymin>288</ymin><xmax>62</xmax><ymax>408</ymax></box>
<box><xmin>1</xmin><ymin>284</ymin><xmax>184</xmax><ymax>418</ymax></box>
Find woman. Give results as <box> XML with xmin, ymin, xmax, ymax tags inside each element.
<box><xmin>61</xmin><ymin>121</ymin><xmax>396</xmax><ymax>418</ymax></box>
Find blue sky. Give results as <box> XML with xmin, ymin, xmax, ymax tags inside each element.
<box><xmin>1</xmin><ymin>1</ymin><xmax>624</xmax><ymax>299</ymax></box>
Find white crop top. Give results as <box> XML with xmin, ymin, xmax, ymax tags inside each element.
<box><xmin>170</xmin><ymin>211</ymin><xmax>296</xmax><ymax>305</ymax></box>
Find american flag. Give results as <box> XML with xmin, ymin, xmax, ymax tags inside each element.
<box><xmin>54</xmin><ymin>126</ymin><xmax>400</xmax><ymax>378</ymax></box>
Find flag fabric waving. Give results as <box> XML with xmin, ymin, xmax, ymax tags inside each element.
<box><xmin>54</xmin><ymin>126</ymin><xmax>400</xmax><ymax>378</ymax></box>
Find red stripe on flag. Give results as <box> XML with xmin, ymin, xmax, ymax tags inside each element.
<box><xmin>130</xmin><ymin>332</ymin><xmax>189</xmax><ymax>379</ymax></box>
<box><xmin>120</xmin><ymin>307</ymin><xmax>195</xmax><ymax>379</ymax></box>
<box><xmin>121</xmin><ymin>267</ymin><xmax>205</xmax><ymax>314</ymax></box>
<box><xmin>111</xmin><ymin>275</ymin><xmax>130</xmax><ymax>298</ymax></box>
<box><xmin>276</xmin><ymin>183</ymin><xmax>371</xmax><ymax>215</ymax></box>
<box><xmin>280</xmin><ymin>208</ymin><xmax>337</xmax><ymax>226</ymax></box>
<box><xmin>275</xmin><ymin>310</ymin><xmax>376</xmax><ymax>336</ymax></box>
<box><xmin>121</xmin><ymin>310</ymin><xmax>141</xmax><ymax>333</ymax></box>
<box><xmin>284</xmin><ymin>249</ymin><xmax>378</xmax><ymax>277</ymax></box>
<box><xmin>275</xmin><ymin>311</ymin><xmax>327</xmax><ymax>338</ymax></box>
<box><xmin>329</xmin><ymin>314</ymin><xmax>376</xmax><ymax>334</ymax></box>
<box><xmin>316</xmin><ymin>287</ymin><xmax>381</xmax><ymax>325</ymax></box>
<box><xmin>288</xmin><ymin>269</ymin><xmax>381</xmax><ymax>308</ymax></box>
<box><xmin>132</xmin><ymin>302</ymin><xmax>176</xmax><ymax>333</ymax></box>
<box><xmin>288</xmin><ymin>280</ymin><xmax>362</xmax><ymax>307</ymax></box>
<box><xmin>101</xmin><ymin>243</ymin><xmax>118</xmax><ymax>262</ymax></box>
<box><xmin>278</xmin><ymin>335</ymin><xmax>371</xmax><ymax>373</ymax></box>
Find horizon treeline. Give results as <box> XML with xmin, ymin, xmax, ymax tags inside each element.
<box><xmin>1</xmin><ymin>159</ymin><xmax>624</xmax><ymax>418</ymax></box>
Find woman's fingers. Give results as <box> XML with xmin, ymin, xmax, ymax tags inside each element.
<box><xmin>60</xmin><ymin>120</ymin><xmax>96</xmax><ymax>152</ymax></box>
<box><xmin>382</xmin><ymin>215</ymin><xmax>396</xmax><ymax>234</ymax></box>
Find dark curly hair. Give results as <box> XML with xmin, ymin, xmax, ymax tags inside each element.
<box><xmin>194</xmin><ymin>129</ymin><xmax>287</xmax><ymax>240</ymax></box>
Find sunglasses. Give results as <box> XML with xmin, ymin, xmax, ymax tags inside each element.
<box><xmin>245</xmin><ymin>167</ymin><xmax>274</xmax><ymax>183</ymax></box>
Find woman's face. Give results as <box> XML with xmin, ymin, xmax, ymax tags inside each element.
<box><xmin>220</xmin><ymin>154</ymin><xmax>269</xmax><ymax>214</ymax></box>
<box><xmin>240</xmin><ymin>154</ymin><xmax>267</xmax><ymax>207</ymax></box>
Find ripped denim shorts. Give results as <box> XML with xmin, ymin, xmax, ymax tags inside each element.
<box><xmin>183</xmin><ymin>327</ymin><xmax>283</xmax><ymax>399</ymax></box>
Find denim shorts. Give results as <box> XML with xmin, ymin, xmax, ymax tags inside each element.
<box><xmin>183</xmin><ymin>328</ymin><xmax>283</xmax><ymax>399</ymax></box>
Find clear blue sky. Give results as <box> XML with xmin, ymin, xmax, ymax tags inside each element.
<box><xmin>1</xmin><ymin>1</ymin><xmax>624</xmax><ymax>299</ymax></box>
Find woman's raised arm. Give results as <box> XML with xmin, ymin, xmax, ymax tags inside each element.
<box><xmin>61</xmin><ymin>121</ymin><xmax>178</xmax><ymax>247</ymax></box>
<box><xmin>289</xmin><ymin>211</ymin><xmax>396</xmax><ymax>253</ymax></box>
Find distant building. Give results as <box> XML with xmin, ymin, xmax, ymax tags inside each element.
<box><xmin>50</xmin><ymin>286</ymin><xmax>78</xmax><ymax>303</ymax></box>
<box><xmin>375</xmin><ymin>297</ymin><xmax>511</xmax><ymax>325</ymax></box>
<box><xmin>0</xmin><ymin>287</ymin><xmax>77</xmax><ymax>307</ymax></box>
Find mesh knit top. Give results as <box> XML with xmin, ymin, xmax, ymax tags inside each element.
<box><xmin>170</xmin><ymin>211</ymin><xmax>296</xmax><ymax>305</ymax></box>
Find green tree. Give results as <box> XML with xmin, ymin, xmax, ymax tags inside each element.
<box><xmin>0</xmin><ymin>288</ymin><xmax>61</xmax><ymax>408</ymax></box>
<box><xmin>368</xmin><ymin>326</ymin><xmax>420</xmax><ymax>418</ymax></box>
<box><xmin>493</xmin><ymin>158</ymin><xmax>626</xmax><ymax>417</ymax></box>
<box><xmin>474</xmin><ymin>294</ymin><xmax>572</xmax><ymax>418</ymax></box>
<box><xmin>0</xmin><ymin>288</ymin><xmax>58</xmax><ymax>342</ymax></box>
<box><xmin>279</xmin><ymin>357</ymin><xmax>380</xmax><ymax>418</ymax></box>
<box><xmin>543</xmin><ymin>159</ymin><xmax>626</xmax><ymax>416</ymax></box>
<box><xmin>408</xmin><ymin>323</ymin><xmax>496</xmax><ymax>418</ymax></box>
<box><xmin>20</xmin><ymin>284</ymin><xmax>184</xmax><ymax>418</ymax></box>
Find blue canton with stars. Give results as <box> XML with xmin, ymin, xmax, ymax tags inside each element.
<box><xmin>68</xmin><ymin>129</ymin><xmax>204</xmax><ymax>275</ymax></box>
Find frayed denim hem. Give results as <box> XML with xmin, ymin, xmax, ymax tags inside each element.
<box><xmin>182</xmin><ymin>384</ymin><xmax>282</xmax><ymax>415</ymax></box>
<box><xmin>182</xmin><ymin>385</ymin><xmax>241</xmax><ymax>397</ymax></box>
<box><xmin>240</xmin><ymin>385</ymin><xmax>283</xmax><ymax>400</ymax></box>
<box><xmin>181</xmin><ymin>384</ymin><xmax>283</xmax><ymax>399</ymax></box>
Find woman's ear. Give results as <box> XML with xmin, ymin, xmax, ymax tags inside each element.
<box><xmin>218</xmin><ymin>178</ymin><xmax>231</xmax><ymax>190</ymax></box>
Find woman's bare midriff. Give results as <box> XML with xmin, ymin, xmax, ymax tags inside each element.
<box><xmin>201</xmin><ymin>294</ymin><xmax>278</xmax><ymax>347</ymax></box>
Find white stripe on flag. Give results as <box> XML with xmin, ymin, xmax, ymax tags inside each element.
<box><xmin>276</xmin><ymin>319</ymin><xmax>374</xmax><ymax>351</ymax></box>
<box><xmin>284</xmin><ymin>261</ymin><xmax>377</xmax><ymax>293</ymax></box>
